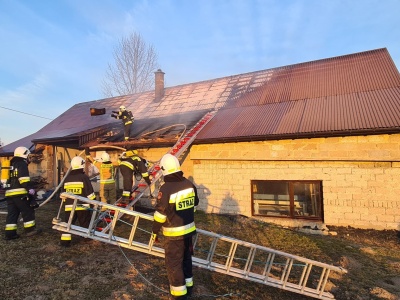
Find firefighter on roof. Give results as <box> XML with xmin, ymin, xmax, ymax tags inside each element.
<box><xmin>3</xmin><ymin>146</ymin><xmax>41</xmax><ymax>240</ymax></box>
<box><xmin>151</xmin><ymin>154</ymin><xmax>199</xmax><ymax>299</ymax></box>
<box><xmin>111</xmin><ymin>105</ymin><xmax>134</xmax><ymax>141</ymax></box>
<box><xmin>60</xmin><ymin>156</ymin><xmax>96</xmax><ymax>247</ymax></box>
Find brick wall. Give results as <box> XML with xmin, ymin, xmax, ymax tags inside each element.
<box><xmin>189</xmin><ymin>134</ymin><xmax>400</xmax><ymax>230</ymax></box>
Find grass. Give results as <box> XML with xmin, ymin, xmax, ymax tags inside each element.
<box><xmin>0</xmin><ymin>199</ymin><xmax>399</xmax><ymax>300</ymax></box>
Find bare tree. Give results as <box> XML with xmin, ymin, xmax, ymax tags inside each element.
<box><xmin>101</xmin><ymin>32</ymin><xmax>159</xmax><ymax>97</ymax></box>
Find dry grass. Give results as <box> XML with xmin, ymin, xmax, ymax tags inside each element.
<box><xmin>1</xmin><ymin>200</ymin><xmax>399</xmax><ymax>300</ymax></box>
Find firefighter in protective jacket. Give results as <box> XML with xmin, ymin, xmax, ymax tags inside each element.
<box><xmin>117</xmin><ymin>151</ymin><xmax>135</xmax><ymax>204</ymax></box>
<box><xmin>85</xmin><ymin>149</ymin><xmax>117</xmax><ymax>206</ymax></box>
<box><xmin>111</xmin><ymin>105</ymin><xmax>134</xmax><ymax>141</ymax></box>
<box><xmin>3</xmin><ymin>146</ymin><xmax>41</xmax><ymax>240</ymax></box>
<box><xmin>152</xmin><ymin>154</ymin><xmax>199</xmax><ymax>299</ymax></box>
<box><xmin>130</xmin><ymin>149</ymin><xmax>154</xmax><ymax>197</ymax></box>
<box><xmin>60</xmin><ymin>156</ymin><xmax>96</xmax><ymax>247</ymax></box>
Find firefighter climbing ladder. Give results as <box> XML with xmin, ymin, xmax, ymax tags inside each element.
<box><xmin>126</xmin><ymin>110</ymin><xmax>217</xmax><ymax>208</ymax></box>
<box><xmin>52</xmin><ymin>193</ymin><xmax>347</xmax><ymax>300</ymax></box>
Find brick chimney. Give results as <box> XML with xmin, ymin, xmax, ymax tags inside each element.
<box><xmin>154</xmin><ymin>69</ymin><xmax>165</xmax><ymax>102</ymax></box>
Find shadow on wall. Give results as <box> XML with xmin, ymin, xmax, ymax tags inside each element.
<box><xmin>188</xmin><ymin>176</ymin><xmax>240</xmax><ymax>215</ymax></box>
<box><xmin>220</xmin><ymin>191</ymin><xmax>240</xmax><ymax>215</ymax></box>
<box><xmin>188</xmin><ymin>176</ymin><xmax>210</xmax><ymax>212</ymax></box>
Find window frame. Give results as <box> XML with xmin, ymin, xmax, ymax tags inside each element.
<box><xmin>251</xmin><ymin>180</ymin><xmax>324</xmax><ymax>221</ymax></box>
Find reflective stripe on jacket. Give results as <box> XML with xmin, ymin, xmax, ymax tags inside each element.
<box><xmin>5</xmin><ymin>157</ymin><xmax>30</xmax><ymax>198</ymax></box>
<box><xmin>5</xmin><ymin>187</ymin><xmax>27</xmax><ymax>197</ymax></box>
<box><xmin>152</xmin><ymin>172</ymin><xmax>199</xmax><ymax>240</ymax></box>
<box><xmin>62</xmin><ymin>170</ymin><xmax>96</xmax><ymax>202</ymax></box>
<box><xmin>95</xmin><ymin>162</ymin><xmax>115</xmax><ymax>184</ymax></box>
<box><xmin>119</xmin><ymin>160</ymin><xmax>134</xmax><ymax>170</ymax></box>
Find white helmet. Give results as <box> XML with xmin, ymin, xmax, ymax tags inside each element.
<box><xmin>101</xmin><ymin>152</ymin><xmax>110</xmax><ymax>162</ymax></box>
<box><xmin>119</xmin><ymin>105</ymin><xmax>126</xmax><ymax>111</ymax></box>
<box><xmin>71</xmin><ymin>156</ymin><xmax>85</xmax><ymax>170</ymax></box>
<box><xmin>160</xmin><ymin>154</ymin><xmax>180</xmax><ymax>176</ymax></box>
<box><xmin>14</xmin><ymin>146</ymin><xmax>30</xmax><ymax>159</ymax></box>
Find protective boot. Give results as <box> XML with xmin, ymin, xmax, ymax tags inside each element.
<box><xmin>120</xmin><ymin>196</ymin><xmax>130</xmax><ymax>205</ymax></box>
<box><xmin>60</xmin><ymin>233</ymin><xmax>71</xmax><ymax>247</ymax></box>
<box><xmin>186</xmin><ymin>286</ymin><xmax>193</xmax><ymax>297</ymax></box>
<box><xmin>4</xmin><ymin>233</ymin><xmax>20</xmax><ymax>241</ymax></box>
<box><xmin>25</xmin><ymin>228</ymin><xmax>43</xmax><ymax>237</ymax></box>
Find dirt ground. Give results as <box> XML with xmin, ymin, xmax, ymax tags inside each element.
<box><xmin>0</xmin><ymin>199</ymin><xmax>399</xmax><ymax>300</ymax></box>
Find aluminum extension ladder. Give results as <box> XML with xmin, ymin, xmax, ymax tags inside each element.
<box><xmin>122</xmin><ymin>110</ymin><xmax>217</xmax><ymax>209</ymax></box>
<box><xmin>52</xmin><ymin>193</ymin><xmax>347</xmax><ymax>300</ymax></box>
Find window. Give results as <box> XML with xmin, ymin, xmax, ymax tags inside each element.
<box><xmin>251</xmin><ymin>180</ymin><xmax>323</xmax><ymax>220</ymax></box>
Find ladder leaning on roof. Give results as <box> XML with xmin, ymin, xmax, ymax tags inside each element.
<box><xmin>52</xmin><ymin>193</ymin><xmax>347</xmax><ymax>300</ymax></box>
<box><xmin>123</xmin><ymin>110</ymin><xmax>217</xmax><ymax>209</ymax></box>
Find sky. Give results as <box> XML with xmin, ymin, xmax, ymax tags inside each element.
<box><xmin>0</xmin><ymin>0</ymin><xmax>399</xmax><ymax>146</ymax></box>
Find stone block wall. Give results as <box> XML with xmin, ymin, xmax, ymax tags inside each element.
<box><xmin>189</xmin><ymin>134</ymin><xmax>400</xmax><ymax>230</ymax></box>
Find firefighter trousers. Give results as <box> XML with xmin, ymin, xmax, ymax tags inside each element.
<box><xmin>5</xmin><ymin>196</ymin><xmax>36</xmax><ymax>238</ymax></box>
<box><xmin>99</xmin><ymin>183</ymin><xmax>116</xmax><ymax>205</ymax></box>
<box><xmin>124</xmin><ymin>124</ymin><xmax>132</xmax><ymax>141</ymax></box>
<box><xmin>120</xmin><ymin>170</ymin><xmax>133</xmax><ymax>199</ymax></box>
<box><xmin>61</xmin><ymin>204</ymin><xmax>92</xmax><ymax>246</ymax></box>
<box><xmin>164</xmin><ymin>236</ymin><xmax>194</xmax><ymax>299</ymax></box>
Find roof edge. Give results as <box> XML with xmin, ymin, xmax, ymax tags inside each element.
<box><xmin>194</xmin><ymin>127</ymin><xmax>400</xmax><ymax>144</ymax></box>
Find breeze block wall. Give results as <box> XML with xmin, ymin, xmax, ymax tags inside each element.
<box><xmin>190</xmin><ymin>134</ymin><xmax>400</xmax><ymax>231</ymax></box>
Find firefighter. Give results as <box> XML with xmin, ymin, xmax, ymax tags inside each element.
<box><xmin>60</xmin><ymin>156</ymin><xmax>96</xmax><ymax>247</ymax></box>
<box><xmin>118</xmin><ymin>151</ymin><xmax>135</xmax><ymax>204</ymax></box>
<box><xmin>129</xmin><ymin>149</ymin><xmax>154</xmax><ymax>197</ymax></box>
<box><xmin>111</xmin><ymin>105</ymin><xmax>134</xmax><ymax>141</ymax></box>
<box><xmin>3</xmin><ymin>146</ymin><xmax>41</xmax><ymax>240</ymax></box>
<box><xmin>151</xmin><ymin>154</ymin><xmax>199</xmax><ymax>299</ymax></box>
<box><xmin>85</xmin><ymin>149</ymin><xmax>117</xmax><ymax>207</ymax></box>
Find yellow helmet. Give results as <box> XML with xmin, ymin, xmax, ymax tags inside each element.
<box><xmin>125</xmin><ymin>149</ymin><xmax>138</xmax><ymax>157</ymax></box>
<box><xmin>119</xmin><ymin>105</ymin><xmax>126</xmax><ymax>111</ymax></box>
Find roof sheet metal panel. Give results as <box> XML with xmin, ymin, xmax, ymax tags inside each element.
<box><xmin>195</xmin><ymin>48</ymin><xmax>400</xmax><ymax>142</ymax></box>
<box><xmin>299</xmin><ymin>88</ymin><xmax>400</xmax><ymax>133</ymax></box>
<box><xmin>197</xmin><ymin>86</ymin><xmax>400</xmax><ymax>141</ymax></box>
<box><xmin>224</xmin><ymin>48</ymin><xmax>400</xmax><ymax>109</ymax></box>
<box><xmin>196</xmin><ymin>101</ymin><xmax>306</xmax><ymax>139</ymax></box>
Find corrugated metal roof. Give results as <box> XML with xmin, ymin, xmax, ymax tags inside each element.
<box><xmin>195</xmin><ymin>86</ymin><xmax>400</xmax><ymax>142</ymax></box>
<box><xmin>196</xmin><ymin>48</ymin><xmax>400</xmax><ymax>142</ymax></box>
<box><xmin>1</xmin><ymin>48</ymin><xmax>399</xmax><ymax>155</ymax></box>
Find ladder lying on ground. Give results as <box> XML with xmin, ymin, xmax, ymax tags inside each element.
<box><xmin>52</xmin><ymin>193</ymin><xmax>347</xmax><ymax>300</ymax></box>
<box><xmin>125</xmin><ymin>110</ymin><xmax>217</xmax><ymax>208</ymax></box>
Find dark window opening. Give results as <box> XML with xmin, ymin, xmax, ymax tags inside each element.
<box><xmin>251</xmin><ymin>180</ymin><xmax>323</xmax><ymax>220</ymax></box>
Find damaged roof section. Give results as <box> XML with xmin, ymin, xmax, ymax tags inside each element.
<box><xmin>81</xmin><ymin>110</ymin><xmax>210</xmax><ymax>149</ymax></box>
